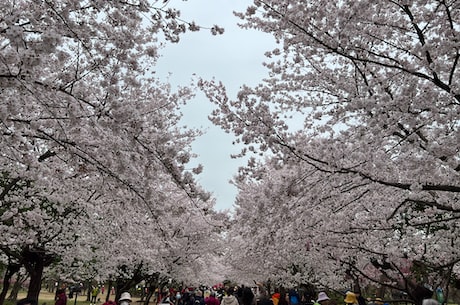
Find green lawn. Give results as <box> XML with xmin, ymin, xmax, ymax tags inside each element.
<box><xmin>8</xmin><ymin>290</ymin><xmax>125</xmax><ymax>305</ymax></box>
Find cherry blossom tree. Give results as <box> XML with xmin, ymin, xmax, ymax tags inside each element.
<box><xmin>39</xmin><ymin>178</ymin><xmax>228</xmax><ymax>302</ymax></box>
<box><xmin>0</xmin><ymin>0</ymin><xmax>224</xmax><ymax>303</ymax></box>
<box><xmin>226</xmin><ymin>151</ymin><xmax>460</xmax><ymax>303</ymax></box>
<box><xmin>200</xmin><ymin>0</ymin><xmax>460</xmax><ymax>302</ymax></box>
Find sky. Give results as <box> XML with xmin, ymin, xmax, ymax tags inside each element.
<box><xmin>155</xmin><ymin>0</ymin><xmax>277</xmax><ymax>211</ymax></box>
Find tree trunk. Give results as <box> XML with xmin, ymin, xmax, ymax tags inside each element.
<box><xmin>87</xmin><ymin>280</ymin><xmax>92</xmax><ymax>302</ymax></box>
<box><xmin>143</xmin><ymin>273</ymin><xmax>161</xmax><ymax>305</ymax></box>
<box><xmin>25</xmin><ymin>259</ymin><xmax>44</xmax><ymax>302</ymax></box>
<box><xmin>106</xmin><ymin>281</ymin><xmax>113</xmax><ymax>303</ymax></box>
<box><xmin>114</xmin><ymin>266</ymin><xmax>145</xmax><ymax>303</ymax></box>
<box><xmin>20</xmin><ymin>247</ymin><xmax>56</xmax><ymax>303</ymax></box>
<box><xmin>23</xmin><ymin>249</ymin><xmax>51</xmax><ymax>303</ymax></box>
<box><xmin>0</xmin><ymin>263</ymin><xmax>21</xmax><ymax>305</ymax></box>
<box><xmin>144</xmin><ymin>283</ymin><xmax>158</xmax><ymax>305</ymax></box>
<box><xmin>115</xmin><ymin>280</ymin><xmax>134</xmax><ymax>303</ymax></box>
<box><xmin>8</xmin><ymin>273</ymin><xmax>28</xmax><ymax>302</ymax></box>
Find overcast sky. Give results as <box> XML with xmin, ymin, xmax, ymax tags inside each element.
<box><xmin>155</xmin><ymin>0</ymin><xmax>276</xmax><ymax>211</ymax></box>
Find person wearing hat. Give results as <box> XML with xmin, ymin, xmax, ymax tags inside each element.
<box><xmin>271</xmin><ymin>292</ymin><xmax>281</xmax><ymax>305</ymax></box>
<box><xmin>55</xmin><ymin>288</ymin><xmax>68</xmax><ymax>305</ymax></box>
<box><xmin>344</xmin><ymin>292</ymin><xmax>358</xmax><ymax>305</ymax></box>
<box><xmin>352</xmin><ymin>290</ymin><xmax>366</xmax><ymax>305</ymax></box>
<box><xmin>317</xmin><ymin>292</ymin><xmax>330</xmax><ymax>303</ymax></box>
<box><xmin>316</xmin><ymin>292</ymin><xmax>330</xmax><ymax>305</ymax></box>
<box><xmin>221</xmin><ymin>287</ymin><xmax>239</xmax><ymax>305</ymax></box>
<box><xmin>374</xmin><ymin>298</ymin><xmax>383</xmax><ymax>305</ymax></box>
<box><xmin>119</xmin><ymin>292</ymin><xmax>132</xmax><ymax>305</ymax></box>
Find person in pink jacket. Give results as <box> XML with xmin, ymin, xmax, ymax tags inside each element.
<box><xmin>55</xmin><ymin>289</ymin><xmax>67</xmax><ymax>305</ymax></box>
<box><xmin>205</xmin><ymin>292</ymin><xmax>220</xmax><ymax>305</ymax></box>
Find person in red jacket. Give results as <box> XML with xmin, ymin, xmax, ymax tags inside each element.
<box><xmin>55</xmin><ymin>288</ymin><xmax>67</xmax><ymax>305</ymax></box>
<box><xmin>205</xmin><ymin>292</ymin><xmax>220</xmax><ymax>305</ymax></box>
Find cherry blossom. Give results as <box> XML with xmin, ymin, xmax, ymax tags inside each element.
<box><xmin>200</xmin><ymin>0</ymin><xmax>460</xmax><ymax>302</ymax></box>
<box><xmin>0</xmin><ymin>0</ymin><xmax>223</xmax><ymax>303</ymax></box>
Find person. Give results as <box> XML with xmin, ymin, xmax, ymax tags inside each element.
<box><xmin>205</xmin><ymin>291</ymin><xmax>221</xmax><ymax>305</ymax></box>
<box><xmin>278</xmin><ymin>288</ymin><xmax>288</xmax><ymax>305</ymax></box>
<box><xmin>221</xmin><ymin>287</ymin><xmax>239</xmax><ymax>305</ymax></box>
<box><xmin>236</xmin><ymin>287</ymin><xmax>243</xmax><ymax>305</ymax></box>
<box><xmin>161</xmin><ymin>292</ymin><xmax>175</xmax><ymax>305</ymax></box>
<box><xmin>344</xmin><ymin>292</ymin><xmax>357</xmax><ymax>305</ymax></box>
<box><xmin>412</xmin><ymin>284</ymin><xmax>435</xmax><ymax>305</ymax></box>
<box><xmin>194</xmin><ymin>290</ymin><xmax>206</xmax><ymax>305</ymax></box>
<box><xmin>367</xmin><ymin>298</ymin><xmax>382</xmax><ymax>305</ymax></box>
<box><xmin>91</xmin><ymin>286</ymin><xmax>100</xmax><ymax>305</ymax></box>
<box><xmin>316</xmin><ymin>292</ymin><xmax>330</xmax><ymax>305</ymax></box>
<box><xmin>352</xmin><ymin>291</ymin><xmax>366</xmax><ymax>305</ymax></box>
<box><xmin>55</xmin><ymin>288</ymin><xmax>67</xmax><ymax>305</ymax></box>
<box><xmin>176</xmin><ymin>291</ymin><xmax>182</xmax><ymax>305</ymax></box>
<box><xmin>288</xmin><ymin>290</ymin><xmax>300</xmax><ymax>305</ymax></box>
<box><xmin>257</xmin><ymin>290</ymin><xmax>273</xmax><ymax>305</ymax></box>
<box><xmin>240</xmin><ymin>287</ymin><xmax>255</xmax><ymax>305</ymax></box>
<box><xmin>119</xmin><ymin>292</ymin><xmax>132</xmax><ymax>305</ymax></box>
<box><xmin>181</xmin><ymin>291</ymin><xmax>193</xmax><ymax>305</ymax></box>
<box><xmin>271</xmin><ymin>292</ymin><xmax>280</xmax><ymax>305</ymax></box>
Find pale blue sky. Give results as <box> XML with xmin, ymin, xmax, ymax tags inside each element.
<box><xmin>155</xmin><ymin>0</ymin><xmax>276</xmax><ymax>211</ymax></box>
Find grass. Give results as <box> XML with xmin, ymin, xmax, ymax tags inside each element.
<box><xmin>7</xmin><ymin>290</ymin><xmax>128</xmax><ymax>305</ymax></box>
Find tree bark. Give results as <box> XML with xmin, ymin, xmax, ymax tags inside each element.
<box><xmin>114</xmin><ymin>265</ymin><xmax>145</xmax><ymax>303</ymax></box>
<box><xmin>0</xmin><ymin>263</ymin><xmax>21</xmax><ymax>305</ymax></box>
<box><xmin>106</xmin><ymin>280</ymin><xmax>113</xmax><ymax>303</ymax></box>
<box><xmin>22</xmin><ymin>248</ymin><xmax>55</xmax><ymax>303</ymax></box>
<box><xmin>8</xmin><ymin>273</ymin><xmax>28</xmax><ymax>302</ymax></box>
<box><xmin>25</xmin><ymin>258</ymin><xmax>45</xmax><ymax>302</ymax></box>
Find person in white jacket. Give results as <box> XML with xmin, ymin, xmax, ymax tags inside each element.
<box><xmin>221</xmin><ymin>287</ymin><xmax>239</xmax><ymax>305</ymax></box>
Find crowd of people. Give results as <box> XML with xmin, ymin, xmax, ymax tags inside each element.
<box><xmin>14</xmin><ymin>282</ymin><xmax>442</xmax><ymax>305</ymax></box>
<box><xmin>112</xmin><ymin>287</ymin><xmax>390</xmax><ymax>305</ymax></box>
<box><xmin>93</xmin><ymin>285</ymin><xmax>443</xmax><ymax>305</ymax></box>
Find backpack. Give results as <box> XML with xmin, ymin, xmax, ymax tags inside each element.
<box><xmin>289</xmin><ymin>292</ymin><xmax>299</xmax><ymax>305</ymax></box>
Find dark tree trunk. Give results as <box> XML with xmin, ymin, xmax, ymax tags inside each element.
<box><xmin>22</xmin><ymin>247</ymin><xmax>56</xmax><ymax>303</ymax></box>
<box><xmin>144</xmin><ymin>283</ymin><xmax>158</xmax><ymax>305</ymax></box>
<box><xmin>87</xmin><ymin>280</ymin><xmax>92</xmax><ymax>302</ymax></box>
<box><xmin>115</xmin><ymin>280</ymin><xmax>135</xmax><ymax>303</ymax></box>
<box><xmin>106</xmin><ymin>281</ymin><xmax>113</xmax><ymax>303</ymax></box>
<box><xmin>25</xmin><ymin>258</ymin><xmax>45</xmax><ymax>302</ymax></box>
<box><xmin>0</xmin><ymin>263</ymin><xmax>21</xmax><ymax>305</ymax></box>
<box><xmin>143</xmin><ymin>273</ymin><xmax>160</xmax><ymax>305</ymax></box>
<box><xmin>8</xmin><ymin>273</ymin><xmax>28</xmax><ymax>302</ymax></box>
<box><xmin>145</xmin><ymin>273</ymin><xmax>163</xmax><ymax>305</ymax></box>
<box><xmin>114</xmin><ymin>266</ymin><xmax>145</xmax><ymax>303</ymax></box>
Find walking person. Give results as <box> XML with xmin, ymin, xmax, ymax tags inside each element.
<box><xmin>278</xmin><ymin>288</ymin><xmax>288</xmax><ymax>305</ymax></box>
<box><xmin>91</xmin><ymin>286</ymin><xmax>100</xmax><ymax>305</ymax></box>
<box><xmin>221</xmin><ymin>287</ymin><xmax>239</xmax><ymax>305</ymax></box>
<box><xmin>194</xmin><ymin>290</ymin><xmax>206</xmax><ymax>305</ymax></box>
<box><xmin>315</xmin><ymin>292</ymin><xmax>330</xmax><ymax>305</ymax></box>
<box><xmin>119</xmin><ymin>292</ymin><xmax>132</xmax><ymax>305</ymax></box>
<box><xmin>344</xmin><ymin>292</ymin><xmax>357</xmax><ymax>305</ymax></box>
<box><xmin>271</xmin><ymin>292</ymin><xmax>280</xmax><ymax>305</ymax></box>
<box><xmin>206</xmin><ymin>292</ymin><xmax>220</xmax><ymax>305</ymax></box>
<box><xmin>55</xmin><ymin>288</ymin><xmax>67</xmax><ymax>305</ymax></box>
<box><xmin>258</xmin><ymin>290</ymin><xmax>273</xmax><ymax>305</ymax></box>
<box><xmin>161</xmin><ymin>291</ymin><xmax>175</xmax><ymax>305</ymax></box>
<box><xmin>240</xmin><ymin>288</ymin><xmax>255</xmax><ymax>305</ymax></box>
